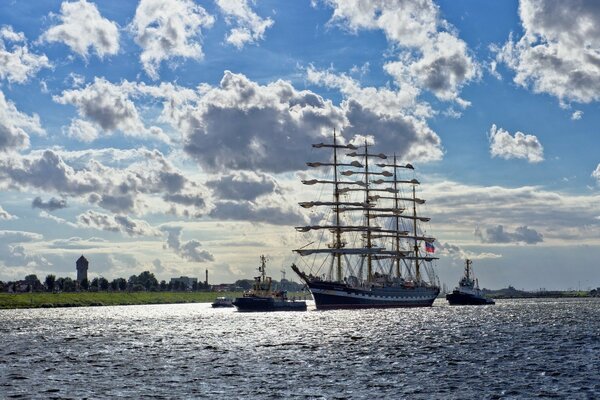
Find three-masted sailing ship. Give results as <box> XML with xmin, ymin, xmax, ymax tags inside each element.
<box><xmin>291</xmin><ymin>132</ymin><xmax>440</xmax><ymax>309</ymax></box>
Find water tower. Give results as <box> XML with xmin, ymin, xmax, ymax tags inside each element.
<box><xmin>76</xmin><ymin>255</ymin><xmax>88</xmax><ymax>283</ymax></box>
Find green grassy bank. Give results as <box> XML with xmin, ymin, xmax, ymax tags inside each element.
<box><xmin>0</xmin><ymin>291</ymin><xmax>245</xmax><ymax>309</ymax></box>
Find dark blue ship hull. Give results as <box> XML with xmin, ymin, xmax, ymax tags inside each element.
<box><xmin>446</xmin><ymin>291</ymin><xmax>495</xmax><ymax>305</ymax></box>
<box><xmin>232</xmin><ymin>296</ymin><xmax>307</xmax><ymax>312</ymax></box>
<box><xmin>305</xmin><ymin>281</ymin><xmax>439</xmax><ymax>310</ymax></box>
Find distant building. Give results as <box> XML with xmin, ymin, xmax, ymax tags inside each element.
<box><xmin>76</xmin><ymin>255</ymin><xmax>89</xmax><ymax>283</ymax></box>
<box><xmin>170</xmin><ymin>276</ymin><xmax>197</xmax><ymax>290</ymax></box>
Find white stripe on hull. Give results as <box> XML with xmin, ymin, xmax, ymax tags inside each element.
<box><xmin>310</xmin><ymin>287</ymin><xmax>437</xmax><ymax>306</ymax></box>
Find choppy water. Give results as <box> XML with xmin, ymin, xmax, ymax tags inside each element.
<box><xmin>1</xmin><ymin>298</ymin><xmax>599</xmax><ymax>399</ymax></box>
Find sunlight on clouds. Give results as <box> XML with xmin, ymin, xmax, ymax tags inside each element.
<box><xmin>0</xmin><ymin>26</ymin><xmax>50</xmax><ymax>83</ymax></box>
<box><xmin>488</xmin><ymin>124</ymin><xmax>544</xmax><ymax>163</ymax></box>
<box><xmin>130</xmin><ymin>0</ymin><xmax>215</xmax><ymax>80</ymax></box>
<box><xmin>216</xmin><ymin>0</ymin><xmax>274</xmax><ymax>49</ymax></box>
<box><xmin>40</xmin><ymin>0</ymin><xmax>119</xmax><ymax>59</ymax></box>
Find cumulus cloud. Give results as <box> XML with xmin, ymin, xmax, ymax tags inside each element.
<box><xmin>571</xmin><ymin>110</ymin><xmax>583</xmax><ymax>120</ymax></box>
<box><xmin>216</xmin><ymin>0</ymin><xmax>273</xmax><ymax>48</ymax></box>
<box><xmin>305</xmin><ymin>66</ymin><xmax>442</xmax><ymax>162</ymax></box>
<box><xmin>209</xmin><ymin>200</ymin><xmax>305</xmax><ymax>226</ymax></box>
<box><xmin>496</xmin><ymin>0</ymin><xmax>600</xmax><ymax>105</ymax></box>
<box><xmin>436</xmin><ymin>242</ymin><xmax>502</xmax><ymax>260</ymax></box>
<box><xmin>0</xmin><ymin>205</ymin><xmax>16</xmax><ymax>220</ymax></box>
<box><xmin>207</xmin><ymin>171</ymin><xmax>278</xmax><ymax>201</ymax></box>
<box><xmin>0</xmin><ymin>148</ymin><xmax>200</xmax><ymax>215</ymax></box>
<box><xmin>177</xmin><ymin>71</ymin><xmax>345</xmax><ymax>172</ymax></box>
<box><xmin>78</xmin><ymin>210</ymin><xmax>161</xmax><ymax>236</ymax></box>
<box><xmin>54</xmin><ymin>78</ymin><xmax>167</xmax><ymax>141</ymax></box>
<box><xmin>488</xmin><ymin>124</ymin><xmax>544</xmax><ymax>163</ymax></box>
<box><xmin>40</xmin><ymin>0</ymin><xmax>119</xmax><ymax>59</ymax></box>
<box><xmin>32</xmin><ymin>196</ymin><xmax>67</xmax><ymax>211</ymax></box>
<box><xmin>475</xmin><ymin>225</ymin><xmax>543</xmax><ymax>244</ymax></box>
<box><xmin>0</xmin><ymin>90</ymin><xmax>45</xmax><ymax>152</ymax></box>
<box><xmin>64</xmin><ymin>119</ymin><xmax>100</xmax><ymax>142</ymax></box>
<box><xmin>423</xmin><ymin>179</ymin><xmax>600</xmax><ymax>244</ymax></box>
<box><xmin>167</xmin><ymin>71</ymin><xmax>440</xmax><ymax>173</ymax></box>
<box><xmin>0</xmin><ymin>230</ymin><xmax>49</xmax><ymax>269</ymax></box>
<box><xmin>130</xmin><ymin>0</ymin><xmax>215</xmax><ymax>79</ymax></box>
<box><xmin>325</xmin><ymin>0</ymin><xmax>479</xmax><ymax>104</ymax></box>
<box><xmin>161</xmin><ymin>226</ymin><xmax>214</xmax><ymax>262</ymax></box>
<box><xmin>0</xmin><ymin>26</ymin><xmax>50</xmax><ymax>83</ymax></box>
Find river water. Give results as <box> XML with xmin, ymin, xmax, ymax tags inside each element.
<box><xmin>1</xmin><ymin>298</ymin><xmax>599</xmax><ymax>399</ymax></box>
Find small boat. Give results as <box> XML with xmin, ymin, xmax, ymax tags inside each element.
<box><xmin>233</xmin><ymin>256</ymin><xmax>307</xmax><ymax>312</ymax></box>
<box><xmin>211</xmin><ymin>296</ymin><xmax>234</xmax><ymax>308</ymax></box>
<box><xmin>446</xmin><ymin>259</ymin><xmax>495</xmax><ymax>305</ymax></box>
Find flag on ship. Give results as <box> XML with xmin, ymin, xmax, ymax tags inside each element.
<box><xmin>425</xmin><ymin>242</ymin><xmax>435</xmax><ymax>253</ymax></box>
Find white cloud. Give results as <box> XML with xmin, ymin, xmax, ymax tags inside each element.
<box><xmin>436</xmin><ymin>242</ymin><xmax>502</xmax><ymax>260</ymax></box>
<box><xmin>306</xmin><ymin>66</ymin><xmax>442</xmax><ymax>161</ymax></box>
<box><xmin>41</xmin><ymin>0</ymin><xmax>119</xmax><ymax>59</ymax></box>
<box><xmin>54</xmin><ymin>78</ymin><xmax>167</xmax><ymax>141</ymax></box>
<box><xmin>0</xmin><ymin>205</ymin><xmax>16</xmax><ymax>220</ymax></box>
<box><xmin>207</xmin><ymin>171</ymin><xmax>279</xmax><ymax>201</ymax></box>
<box><xmin>325</xmin><ymin>0</ymin><xmax>479</xmax><ymax>104</ymax></box>
<box><xmin>64</xmin><ymin>118</ymin><xmax>100</xmax><ymax>142</ymax></box>
<box><xmin>475</xmin><ymin>225</ymin><xmax>543</xmax><ymax>244</ymax></box>
<box><xmin>0</xmin><ymin>90</ymin><xmax>45</xmax><ymax>152</ymax></box>
<box><xmin>161</xmin><ymin>226</ymin><xmax>214</xmax><ymax>262</ymax></box>
<box><xmin>592</xmin><ymin>164</ymin><xmax>600</xmax><ymax>183</ymax></box>
<box><xmin>39</xmin><ymin>211</ymin><xmax>78</xmax><ymax>228</ymax></box>
<box><xmin>0</xmin><ymin>26</ymin><xmax>51</xmax><ymax>84</ymax></box>
<box><xmin>571</xmin><ymin>110</ymin><xmax>583</xmax><ymax>120</ymax></box>
<box><xmin>130</xmin><ymin>0</ymin><xmax>215</xmax><ymax>80</ymax></box>
<box><xmin>164</xmin><ymin>71</ymin><xmax>441</xmax><ymax>173</ymax></box>
<box><xmin>32</xmin><ymin>196</ymin><xmax>67</xmax><ymax>211</ymax></box>
<box><xmin>209</xmin><ymin>200</ymin><xmax>305</xmax><ymax>225</ymax></box>
<box><xmin>424</xmin><ymin>180</ymin><xmax>600</xmax><ymax>243</ymax></box>
<box><xmin>0</xmin><ymin>230</ymin><xmax>49</xmax><ymax>269</ymax></box>
<box><xmin>216</xmin><ymin>0</ymin><xmax>274</xmax><ymax>48</ymax></box>
<box><xmin>488</xmin><ymin>124</ymin><xmax>544</xmax><ymax>163</ymax></box>
<box><xmin>77</xmin><ymin>210</ymin><xmax>161</xmax><ymax>237</ymax></box>
<box><xmin>0</xmin><ymin>148</ymin><xmax>201</xmax><ymax>215</ymax></box>
<box><xmin>496</xmin><ymin>0</ymin><xmax>600</xmax><ymax>105</ymax></box>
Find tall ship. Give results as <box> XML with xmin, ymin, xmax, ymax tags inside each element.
<box><xmin>291</xmin><ymin>132</ymin><xmax>440</xmax><ymax>310</ymax></box>
<box><xmin>446</xmin><ymin>259</ymin><xmax>495</xmax><ymax>305</ymax></box>
<box><xmin>233</xmin><ymin>255</ymin><xmax>307</xmax><ymax>312</ymax></box>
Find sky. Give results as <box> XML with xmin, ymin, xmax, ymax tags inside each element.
<box><xmin>1</xmin><ymin>0</ymin><xmax>599</xmax><ymax>290</ymax></box>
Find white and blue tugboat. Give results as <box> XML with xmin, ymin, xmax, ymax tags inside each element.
<box><xmin>291</xmin><ymin>131</ymin><xmax>440</xmax><ymax>310</ymax></box>
<box><xmin>446</xmin><ymin>259</ymin><xmax>495</xmax><ymax>305</ymax></box>
<box><xmin>233</xmin><ymin>256</ymin><xmax>307</xmax><ymax>312</ymax></box>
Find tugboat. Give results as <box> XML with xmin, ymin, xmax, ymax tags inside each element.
<box><xmin>233</xmin><ymin>256</ymin><xmax>307</xmax><ymax>312</ymax></box>
<box><xmin>446</xmin><ymin>259</ymin><xmax>495</xmax><ymax>305</ymax></box>
<box><xmin>211</xmin><ymin>296</ymin><xmax>234</xmax><ymax>308</ymax></box>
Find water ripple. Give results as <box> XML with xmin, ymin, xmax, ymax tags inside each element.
<box><xmin>0</xmin><ymin>298</ymin><xmax>599</xmax><ymax>398</ymax></box>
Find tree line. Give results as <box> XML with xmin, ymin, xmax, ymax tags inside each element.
<box><xmin>0</xmin><ymin>271</ymin><xmax>209</xmax><ymax>293</ymax></box>
<box><xmin>1</xmin><ymin>272</ymin><xmax>305</xmax><ymax>293</ymax></box>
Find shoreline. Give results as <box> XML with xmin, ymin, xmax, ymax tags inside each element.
<box><xmin>1</xmin><ymin>291</ymin><xmax>595</xmax><ymax>310</ymax></box>
<box><xmin>0</xmin><ymin>291</ymin><xmax>249</xmax><ymax>310</ymax></box>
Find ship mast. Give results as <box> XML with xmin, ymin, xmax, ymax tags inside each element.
<box><xmin>364</xmin><ymin>142</ymin><xmax>373</xmax><ymax>282</ymax></box>
<box><xmin>413</xmin><ymin>184</ymin><xmax>420</xmax><ymax>282</ymax></box>
<box><xmin>333</xmin><ymin>130</ymin><xmax>343</xmax><ymax>282</ymax></box>
<box><xmin>393</xmin><ymin>154</ymin><xmax>401</xmax><ymax>279</ymax></box>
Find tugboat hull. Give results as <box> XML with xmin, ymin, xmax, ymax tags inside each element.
<box><xmin>446</xmin><ymin>291</ymin><xmax>495</xmax><ymax>305</ymax></box>
<box><xmin>233</xmin><ymin>297</ymin><xmax>307</xmax><ymax>312</ymax></box>
<box><xmin>307</xmin><ymin>281</ymin><xmax>439</xmax><ymax>310</ymax></box>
